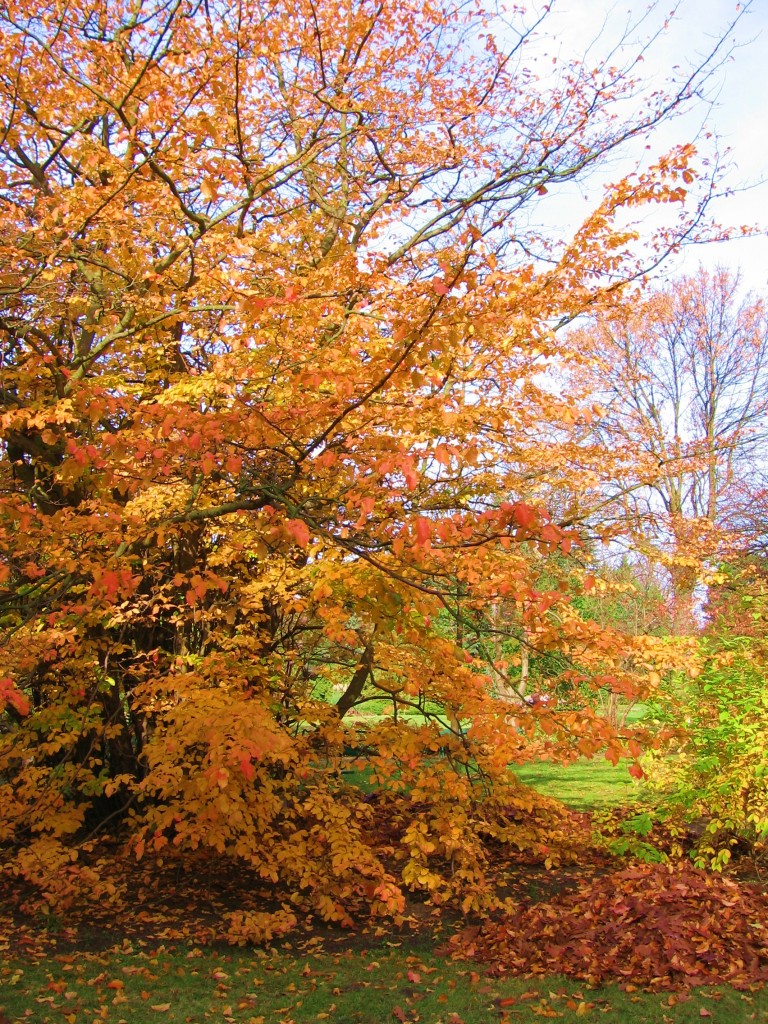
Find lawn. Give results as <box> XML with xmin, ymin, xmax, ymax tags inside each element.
<box><xmin>512</xmin><ymin>758</ymin><xmax>641</xmax><ymax>811</ymax></box>
<box><xmin>3</xmin><ymin>942</ymin><xmax>767</xmax><ymax>1023</ymax></box>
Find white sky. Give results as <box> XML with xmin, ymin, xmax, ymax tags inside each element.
<box><xmin>521</xmin><ymin>0</ymin><xmax>768</xmax><ymax>294</ymax></box>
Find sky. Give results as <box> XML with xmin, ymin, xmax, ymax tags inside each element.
<box><xmin>518</xmin><ymin>0</ymin><xmax>768</xmax><ymax>293</ymax></box>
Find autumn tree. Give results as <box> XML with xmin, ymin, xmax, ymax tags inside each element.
<box><xmin>569</xmin><ymin>267</ymin><xmax>768</xmax><ymax>631</ymax></box>
<box><xmin>0</xmin><ymin>0</ymin><xmax>742</xmax><ymax>922</ymax></box>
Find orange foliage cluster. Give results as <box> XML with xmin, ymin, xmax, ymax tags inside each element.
<box><xmin>0</xmin><ymin>0</ymin><xmax>729</xmax><ymax>920</ymax></box>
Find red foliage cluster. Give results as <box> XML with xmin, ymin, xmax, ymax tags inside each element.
<box><xmin>460</xmin><ymin>864</ymin><xmax>768</xmax><ymax>990</ymax></box>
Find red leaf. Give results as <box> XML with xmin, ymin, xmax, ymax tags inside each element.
<box><xmin>403</xmin><ymin>467</ymin><xmax>419</xmax><ymax>490</ymax></box>
<box><xmin>0</xmin><ymin>677</ymin><xmax>30</xmax><ymax>716</ymax></box>
<box><xmin>415</xmin><ymin>517</ymin><xmax>432</xmax><ymax>546</ymax></box>
<box><xmin>511</xmin><ymin>502</ymin><xmax>536</xmax><ymax>529</ymax></box>
<box><xmin>286</xmin><ymin>518</ymin><xmax>310</xmax><ymax>548</ymax></box>
<box><xmin>628</xmin><ymin>762</ymin><xmax>644</xmax><ymax>780</ymax></box>
<box><xmin>239</xmin><ymin>755</ymin><xmax>256</xmax><ymax>781</ymax></box>
<box><xmin>100</xmin><ymin>570</ymin><xmax>121</xmax><ymax>598</ymax></box>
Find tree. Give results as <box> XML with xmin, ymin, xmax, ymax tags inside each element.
<box><xmin>0</xmin><ymin>0</ymin><xmax>739</xmax><ymax>921</ymax></box>
<box><xmin>570</xmin><ymin>267</ymin><xmax>768</xmax><ymax>631</ymax></box>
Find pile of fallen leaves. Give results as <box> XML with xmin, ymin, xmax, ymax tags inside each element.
<box><xmin>458</xmin><ymin>864</ymin><xmax>768</xmax><ymax>990</ymax></box>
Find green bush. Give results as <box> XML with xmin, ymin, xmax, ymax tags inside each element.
<box><xmin>646</xmin><ymin>635</ymin><xmax>768</xmax><ymax>868</ymax></box>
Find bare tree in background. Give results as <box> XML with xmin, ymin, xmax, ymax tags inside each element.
<box><xmin>572</xmin><ymin>266</ymin><xmax>768</xmax><ymax>631</ymax></box>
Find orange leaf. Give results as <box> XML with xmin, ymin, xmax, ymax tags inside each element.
<box><xmin>200</xmin><ymin>179</ymin><xmax>218</xmax><ymax>202</ymax></box>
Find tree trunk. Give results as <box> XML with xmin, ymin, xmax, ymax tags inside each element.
<box><xmin>335</xmin><ymin>643</ymin><xmax>374</xmax><ymax>719</ymax></box>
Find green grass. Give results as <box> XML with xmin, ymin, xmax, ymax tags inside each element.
<box><xmin>512</xmin><ymin>758</ymin><xmax>640</xmax><ymax>811</ymax></box>
<box><xmin>340</xmin><ymin>751</ymin><xmax>643</xmax><ymax>808</ymax></box>
<box><xmin>624</xmin><ymin>702</ymin><xmax>648</xmax><ymax>725</ymax></box>
<box><xmin>2</xmin><ymin>943</ymin><xmax>766</xmax><ymax>1023</ymax></box>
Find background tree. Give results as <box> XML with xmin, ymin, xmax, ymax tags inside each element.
<box><xmin>0</xmin><ymin>0</ymin><xmax>741</xmax><ymax>922</ymax></box>
<box><xmin>569</xmin><ymin>267</ymin><xmax>768</xmax><ymax>631</ymax></box>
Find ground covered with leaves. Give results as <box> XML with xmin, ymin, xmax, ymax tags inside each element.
<box><xmin>5</xmin><ymin>940</ymin><xmax>768</xmax><ymax>1024</ymax></box>
<box><xmin>3</xmin><ymin>778</ymin><xmax>768</xmax><ymax>1022</ymax></box>
<box><xmin>456</xmin><ymin>863</ymin><xmax>768</xmax><ymax>991</ymax></box>
<box><xmin>3</xmin><ymin>837</ymin><xmax>768</xmax><ymax>1023</ymax></box>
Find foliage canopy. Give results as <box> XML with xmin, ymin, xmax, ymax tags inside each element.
<box><xmin>0</xmin><ymin>0</ymin><xmax>739</xmax><ymax>921</ymax></box>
